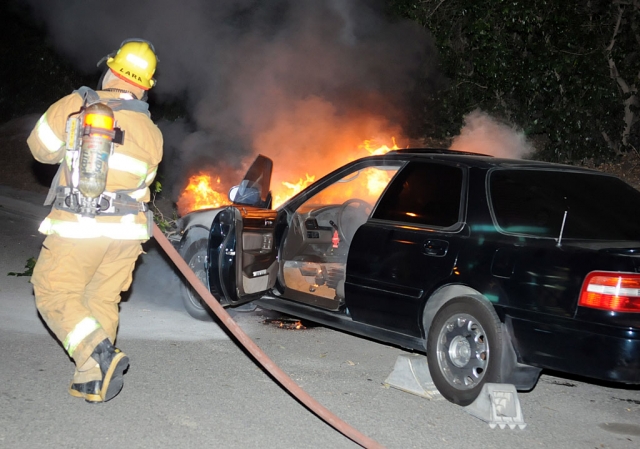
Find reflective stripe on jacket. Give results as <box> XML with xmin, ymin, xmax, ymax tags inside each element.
<box><xmin>34</xmin><ymin>113</ymin><xmax>65</xmax><ymax>154</ymax></box>
<box><xmin>27</xmin><ymin>83</ymin><xmax>163</xmax><ymax>240</ymax></box>
<box><xmin>38</xmin><ymin>215</ymin><xmax>150</xmax><ymax>240</ymax></box>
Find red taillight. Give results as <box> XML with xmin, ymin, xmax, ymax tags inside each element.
<box><xmin>579</xmin><ymin>271</ymin><xmax>640</xmax><ymax>312</ymax></box>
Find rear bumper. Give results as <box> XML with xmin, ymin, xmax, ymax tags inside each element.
<box><xmin>509</xmin><ymin>316</ymin><xmax>640</xmax><ymax>384</ymax></box>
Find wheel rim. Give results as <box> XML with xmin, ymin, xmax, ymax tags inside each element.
<box><xmin>435</xmin><ymin>313</ymin><xmax>489</xmax><ymax>390</ymax></box>
<box><xmin>187</xmin><ymin>252</ymin><xmax>208</xmax><ymax>310</ymax></box>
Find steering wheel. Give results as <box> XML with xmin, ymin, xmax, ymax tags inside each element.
<box><xmin>337</xmin><ymin>199</ymin><xmax>372</xmax><ymax>245</ymax></box>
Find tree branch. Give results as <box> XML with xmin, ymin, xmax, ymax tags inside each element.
<box><xmin>426</xmin><ymin>0</ymin><xmax>447</xmax><ymax>19</ymax></box>
<box><xmin>605</xmin><ymin>5</ymin><xmax>624</xmax><ymax>54</ymax></box>
<box><xmin>455</xmin><ymin>80</ymin><xmax>488</xmax><ymax>89</ymax></box>
<box><xmin>605</xmin><ymin>5</ymin><xmax>630</xmax><ymax>94</ymax></box>
<box><xmin>557</xmin><ymin>48</ymin><xmax>598</xmax><ymax>56</ymax></box>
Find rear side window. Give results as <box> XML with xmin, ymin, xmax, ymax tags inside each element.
<box><xmin>490</xmin><ymin>169</ymin><xmax>640</xmax><ymax>240</ymax></box>
<box><xmin>373</xmin><ymin>162</ymin><xmax>463</xmax><ymax>227</ymax></box>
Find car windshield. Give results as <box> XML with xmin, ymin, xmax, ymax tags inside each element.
<box><xmin>490</xmin><ymin>169</ymin><xmax>640</xmax><ymax>240</ymax></box>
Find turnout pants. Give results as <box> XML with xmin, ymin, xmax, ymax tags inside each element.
<box><xmin>31</xmin><ymin>234</ymin><xmax>143</xmax><ymax>367</ymax></box>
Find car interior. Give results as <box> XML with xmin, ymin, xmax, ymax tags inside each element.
<box><xmin>279</xmin><ymin>165</ymin><xmax>399</xmax><ymax>309</ymax></box>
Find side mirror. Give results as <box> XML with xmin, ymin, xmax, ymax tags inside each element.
<box><xmin>228</xmin><ymin>186</ymin><xmax>239</xmax><ymax>203</ymax></box>
<box><xmin>228</xmin><ymin>181</ymin><xmax>261</xmax><ymax>206</ymax></box>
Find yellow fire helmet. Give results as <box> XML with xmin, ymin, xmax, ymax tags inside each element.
<box><xmin>106</xmin><ymin>39</ymin><xmax>158</xmax><ymax>90</ymax></box>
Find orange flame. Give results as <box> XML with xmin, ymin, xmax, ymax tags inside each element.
<box><xmin>264</xmin><ymin>318</ymin><xmax>307</xmax><ymax>330</ymax></box>
<box><xmin>366</xmin><ymin>167</ymin><xmax>392</xmax><ymax>196</ymax></box>
<box><xmin>273</xmin><ymin>173</ymin><xmax>316</xmax><ymax>208</ymax></box>
<box><xmin>177</xmin><ymin>174</ymin><xmax>229</xmax><ymax>214</ymax></box>
<box><xmin>178</xmin><ymin>138</ymin><xmax>402</xmax><ymax>215</ymax></box>
<box><xmin>359</xmin><ymin>137</ymin><xmax>399</xmax><ymax>155</ymax></box>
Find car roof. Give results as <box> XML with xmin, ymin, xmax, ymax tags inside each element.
<box><xmin>383</xmin><ymin>148</ymin><xmax>602</xmax><ymax>174</ymax></box>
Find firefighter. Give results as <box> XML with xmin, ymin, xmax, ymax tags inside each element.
<box><xmin>27</xmin><ymin>39</ymin><xmax>163</xmax><ymax>403</ymax></box>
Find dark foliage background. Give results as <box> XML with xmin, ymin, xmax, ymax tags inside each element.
<box><xmin>0</xmin><ymin>2</ymin><xmax>184</xmax><ymax>125</ymax></box>
<box><xmin>0</xmin><ymin>2</ymin><xmax>96</xmax><ymax>123</ymax></box>
<box><xmin>1</xmin><ymin>0</ymin><xmax>638</xmax><ymax>165</ymax></box>
<box><xmin>388</xmin><ymin>0</ymin><xmax>640</xmax><ymax>162</ymax></box>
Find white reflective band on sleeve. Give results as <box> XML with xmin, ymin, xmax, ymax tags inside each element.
<box><xmin>38</xmin><ymin>216</ymin><xmax>150</xmax><ymax>240</ymax></box>
<box><xmin>145</xmin><ymin>167</ymin><xmax>158</xmax><ymax>184</ymax></box>
<box><xmin>130</xmin><ymin>187</ymin><xmax>148</xmax><ymax>200</ymax></box>
<box><xmin>63</xmin><ymin>317</ymin><xmax>101</xmax><ymax>357</ymax></box>
<box><xmin>109</xmin><ymin>153</ymin><xmax>149</xmax><ymax>180</ymax></box>
<box><xmin>36</xmin><ymin>113</ymin><xmax>64</xmax><ymax>153</ymax></box>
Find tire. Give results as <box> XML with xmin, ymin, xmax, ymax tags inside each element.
<box><xmin>179</xmin><ymin>231</ymin><xmax>215</xmax><ymax>321</ymax></box>
<box><xmin>426</xmin><ymin>297</ymin><xmax>503</xmax><ymax>406</ymax></box>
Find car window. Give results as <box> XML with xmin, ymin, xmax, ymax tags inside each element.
<box><xmin>372</xmin><ymin>161</ymin><xmax>464</xmax><ymax>227</ymax></box>
<box><xmin>490</xmin><ymin>169</ymin><xmax>640</xmax><ymax>240</ymax></box>
<box><xmin>281</xmin><ymin>164</ymin><xmax>400</xmax><ymax>304</ymax></box>
<box><xmin>298</xmin><ymin>165</ymin><xmax>400</xmax><ymax>212</ymax></box>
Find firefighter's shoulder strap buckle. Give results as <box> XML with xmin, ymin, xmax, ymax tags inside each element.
<box><xmin>98</xmin><ymin>191</ymin><xmax>145</xmax><ymax>215</ymax></box>
<box><xmin>77</xmin><ymin>86</ymin><xmax>100</xmax><ymax>105</ymax></box>
<box><xmin>113</xmin><ymin>128</ymin><xmax>125</xmax><ymax>145</ymax></box>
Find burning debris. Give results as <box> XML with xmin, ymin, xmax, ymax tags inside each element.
<box><xmin>263</xmin><ymin>317</ymin><xmax>310</xmax><ymax>330</ymax></box>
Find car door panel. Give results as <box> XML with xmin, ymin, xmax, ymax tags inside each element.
<box><xmin>208</xmin><ymin>206</ymin><xmax>279</xmax><ymax>306</ymax></box>
<box><xmin>346</xmin><ymin>223</ymin><xmax>464</xmax><ymax>337</ymax></box>
<box><xmin>344</xmin><ymin>160</ymin><xmax>467</xmax><ymax>337</ymax></box>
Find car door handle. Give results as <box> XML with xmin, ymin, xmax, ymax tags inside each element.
<box><xmin>423</xmin><ymin>239</ymin><xmax>449</xmax><ymax>257</ymax></box>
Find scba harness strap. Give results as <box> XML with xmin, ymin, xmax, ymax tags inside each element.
<box><xmin>75</xmin><ymin>86</ymin><xmax>151</xmax><ymax>116</ymax></box>
<box><xmin>52</xmin><ymin>186</ymin><xmax>148</xmax><ymax>216</ymax></box>
<box><xmin>46</xmin><ymin>87</ymin><xmax>150</xmax><ymax>217</ymax></box>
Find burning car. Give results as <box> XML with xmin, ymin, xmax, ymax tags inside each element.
<box><xmin>176</xmin><ymin>149</ymin><xmax>640</xmax><ymax>405</ymax></box>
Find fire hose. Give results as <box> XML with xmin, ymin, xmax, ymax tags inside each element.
<box><xmin>152</xmin><ymin>223</ymin><xmax>385</xmax><ymax>449</ymax></box>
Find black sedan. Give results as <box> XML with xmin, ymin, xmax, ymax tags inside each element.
<box><xmin>176</xmin><ymin>149</ymin><xmax>640</xmax><ymax>405</ymax></box>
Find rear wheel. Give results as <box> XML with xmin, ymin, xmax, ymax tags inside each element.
<box><xmin>179</xmin><ymin>230</ymin><xmax>215</xmax><ymax>321</ymax></box>
<box><xmin>426</xmin><ymin>297</ymin><xmax>503</xmax><ymax>406</ymax></box>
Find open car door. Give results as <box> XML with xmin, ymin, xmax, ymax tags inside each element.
<box><xmin>207</xmin><ymin>155</ymin><xmax>280</xmax><ymax>306</ymax></box>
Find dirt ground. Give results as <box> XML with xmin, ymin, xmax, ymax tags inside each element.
<box><xmin>2</xmin><ymin>114</ymin><xmax>640</xmax><ymax>201</ymax></box>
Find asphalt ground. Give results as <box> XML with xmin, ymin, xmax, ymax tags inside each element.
<box><xmin>1</xmin><ymin>185</ymin><xmax>639</xmax><ymax>449</ymax></box>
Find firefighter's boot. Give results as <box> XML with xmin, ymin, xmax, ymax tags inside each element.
<box><xmin>69</xmin><ymin>339</ymin><xmax>129</xmax><ymax>403</ymax></box>
<box><xmin>68</xmin><ymin>360</ymin><xmax>102</xmax><ymax>402</ymax></box>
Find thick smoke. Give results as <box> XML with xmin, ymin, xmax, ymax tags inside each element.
<box><xmin>450</xmin><ymin>109</ymin><xmax>533</xmax><ymax>159</ymax></box>
<box><xmin>21</xmin><ymin>0</ymin><xmax>438</xmax><ymax>201</ymax></box>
